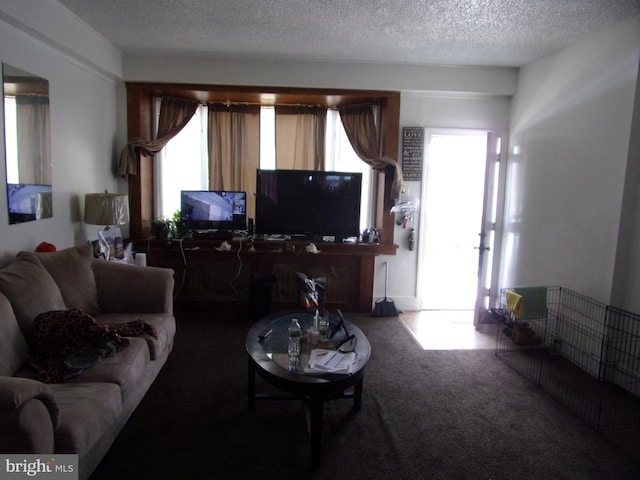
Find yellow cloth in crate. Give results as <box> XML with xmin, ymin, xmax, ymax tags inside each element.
<box><xmin>506</xmin><ymin>290</ymin><xmax>523</xmax><ymax>318</ymax></box>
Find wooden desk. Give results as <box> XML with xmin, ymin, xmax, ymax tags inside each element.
<box><xmin>136</xmin><ymin>238</ymin><xmax>397</xmax><ymax>313</ymax></box>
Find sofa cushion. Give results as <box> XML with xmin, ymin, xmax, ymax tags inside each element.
<box><xmin>0</xmin><ymin>256</ymin><xmax>66</xmax><ymax>339</ymax></box>
<box><xmin>94</xmin><ymin>312</ymin><xmax>176</xmax><ymax>361</ymax></box>
<box><xmin>20</xmin><ymin>245</ymin><xmax>100</xmax><ymax>315</ymax></box>
<box><xmin>91</xmin><ymin>260</ymin><xmax>174</xmax><ymax>314</ymax></box>
<box><xmin>50</xmin><ymin>382</ymin><xmax>123</xmax><ymax>454</ymax></box>
<box><xmin>0</xmin><ymin>292</ymin><xmax>30</xmax><ymax>376</ymax></box>
<box><xmin>66</xmin><ymin>337</ymin><xmax>150</xmax><ymax>400</ymax></box>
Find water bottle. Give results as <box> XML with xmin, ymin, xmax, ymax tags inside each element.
<box><xmin>288</xmin><ymin>318</ymin><xmax>301</xmax><ymax>356</ymax></box>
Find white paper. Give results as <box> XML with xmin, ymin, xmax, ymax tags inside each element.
<box><xmin>304</xmin><ymin>349</ymin><xmax>357</xmax><ymax>375</ymax></box>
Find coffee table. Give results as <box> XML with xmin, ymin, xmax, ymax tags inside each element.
<box><xmin>246</xmin><ymin>311</ymin><xmax>371</xmax><ymax>465</ymax></box>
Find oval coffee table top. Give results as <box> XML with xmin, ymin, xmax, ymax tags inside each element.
<box><xmin>246</xmin><ymin>311</ymin><xmax>371</xmax><ymax>390</ymax></box>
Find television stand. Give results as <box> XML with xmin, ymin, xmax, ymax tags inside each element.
<box><xmin>290</xmin><ymin>233</ymin><xmax>311</xmax><ymax>241</ymax></box>
<box><xmin>261</xmin><ymin>233</ymin><xmax>324</xmax><ymax>242</ymax></box>
<box><xmin>263</xmin><ymin>234</ymin><xmax>286</xmax><ymax>241</ymax></box>
<box><xmin>136</xmin><ymin>238</ymin><xmax>398</xmax><ymax>313</ymax></box>
<box><xmin>192</xmin><ymin>229</ymin><xmax>233</xmax><ymax>240</ymax></box>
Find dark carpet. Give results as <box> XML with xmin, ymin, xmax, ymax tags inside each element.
<box><xmin>89</xmin><ymin>311</ymin><xmax>640</xmax><ymax>480</ymax></box>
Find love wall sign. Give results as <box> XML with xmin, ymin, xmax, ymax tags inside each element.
<box><xmin>401</xmin><ymin>127</ymin><xmax>423</xmax><ymax>181</ymax></box>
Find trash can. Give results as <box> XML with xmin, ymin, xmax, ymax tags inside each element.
<box><xmin>250</xmin><ymin>273</ymin><xmax>278</xmax><ymax>318</ymax></box>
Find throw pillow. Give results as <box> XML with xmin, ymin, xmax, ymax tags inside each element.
<box><xmin>20</xmin><ymin>244</ymin><xmax>100</xmax><ymax>315</ymax></box>
<box><xmin>0</xmin><ymin>256</ymin><xmax>66</xmax><ymax>338</ymax></box>
<box><xmin>35</xmin><ymin>242</ymin><xmax>57</xmax><ymax>252</ymax></box>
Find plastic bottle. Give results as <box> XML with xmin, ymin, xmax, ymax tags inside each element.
<box><xmin>288</xmin><ymin>318</ymin><xmax>302</xmax><ymax>356</ymax></box>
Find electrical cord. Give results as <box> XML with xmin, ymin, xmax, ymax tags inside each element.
<box><xmin>166</xmin><ymin>236</ymin><xmax>316</xmax><ymax>301</ymax></box>
<box><xmin>229</xmin><ymin>239</ymin><xmax>243</xmax><ymax>297</ymax></box>
<box><xmin>172</xmin><ymin>236</ymin><xmax>188</xmax><ymax>300</ymax></box>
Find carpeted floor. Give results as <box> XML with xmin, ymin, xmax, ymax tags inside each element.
<box><xmin>89</xmin><ymin>310</ymin><xmax>640</xmax><ymax>480</ymax></box>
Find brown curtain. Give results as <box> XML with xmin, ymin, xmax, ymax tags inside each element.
<box><xmin>338</xmin><ymin>104</ymin><xmax>403</xmax><ymax>198</ymax></box>
<box><xmin>117</xmin><ymin>97</ymin><xmax>200</xmax><ymax>176</ymax></box>
<box><xmin>275</xmin><ymin>106</ymin><xmax>326</xmax><ymax>170</ymax></box>
<box><xmin>207</xmin><ymin>103</ymin><xmax>261</xmax><ymax>218</ymax></box>
<box><xmin>16</xmin><ymin>95</ymin><xmax>51</xmax><ymax>184</ymax></box>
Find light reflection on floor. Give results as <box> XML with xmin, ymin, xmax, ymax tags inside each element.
<box><xmin>399</xmin><ymin>310</ymin><xmax>498</xmax><ymax>350</ymax></box>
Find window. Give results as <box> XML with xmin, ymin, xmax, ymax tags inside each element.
<box><xmin>154</xmin><ymin>103</ymin><xmax>208</xmax><ymax>218</ymax></box>
<box><xmin>325</xmin><ymin>109</ymin><xmax>372</xmax><ymax>232</ymax></box>
<box><xmin>156</xmin><ymin>102</ymin><xmax>373</xmax><ymax>233</ymax></box>
<box><xmin>260</xmin><ymin>107</ymin><xmax>276</xmax><ymax>170</ymax></box>
<box><xmin>3</xmin><ymin>96</ymin><xmax>18</xmax><ymax>183</ymax></box>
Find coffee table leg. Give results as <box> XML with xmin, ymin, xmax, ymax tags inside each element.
<box><xmin>247</xmin><ymin>358</ymin><xmax>256</xmax><ymax>412</ymax></box>
<box><xmin>353</xmin><ymin>376</ymin><xmax>364</xmax><ymax>411</ymax></box>
<box><xmin>309</xmin><ymin>397</ymin><xmax>324</xmax><ymax>466</ymax></box>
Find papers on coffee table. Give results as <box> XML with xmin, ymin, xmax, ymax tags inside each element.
<box><xmin>304</xmin><ymin>348</ymin><xmax>357</xmax><ymax>375</ymax></box>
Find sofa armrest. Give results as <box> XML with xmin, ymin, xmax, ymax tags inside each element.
<box><xmin>91</xmin><ymin>260</ymin><xmax>174</xmax><ymax>314</ymax></box>
<box><xmin>0</xmin><ymin>377</ymin><xmax>59</xmax><ymax>427</ymax></box>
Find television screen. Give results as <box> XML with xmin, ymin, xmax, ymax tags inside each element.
<box><xmin>255</xmin><ymin>169</ymin><xmax>362</xmax><ymax>241</ymax></box>
<box><xmin>7</xmin><ymin>183</ymin><xmax>52</xmax><ymax>224</ymax></box>
<box><xmin>180</xmin><ymin>190</ymin><xmax>246</xmax><ymax>231</ymax></box>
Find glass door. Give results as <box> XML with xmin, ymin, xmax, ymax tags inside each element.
<box><xmin>474</xmin><ymin>132</ymin><xmax>506</xmax><ymax>325</ymax></box>
<box><xmin>417</xmin><ymin>129</ymin><xmax>505</xmax><ymax>323</ymax></box>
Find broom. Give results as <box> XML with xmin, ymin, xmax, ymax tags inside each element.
<box><xmin>372</xmin><ymin>261</ymin><xmax>398</xmax><ymax>317</ymax></box>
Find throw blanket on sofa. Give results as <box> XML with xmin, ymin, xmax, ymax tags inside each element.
<box><xmin>28</xmin><ymin>308</ymin><xmax>157</xmax><ymax>383</ymax></box>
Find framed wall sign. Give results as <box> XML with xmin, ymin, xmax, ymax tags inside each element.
<box><xmin>401</xmin><ymin>127</ymin><xmax>424</xmax><ymax>181</ymax></box>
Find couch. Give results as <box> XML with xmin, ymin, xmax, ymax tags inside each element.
<box><xmin>0</xmin><ymin>244</ymin><xmax>176</xmax><ymax>480</ymax></box>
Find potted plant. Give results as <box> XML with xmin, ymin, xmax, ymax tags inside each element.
<box><xmin>152</xmin><ymin>217</ymin><xmax>173</xmax><ymax>240</ymax></box>
<box><xmin>171</xmin><ymin>209</ymin><xmax>186</xmax><ymax>237</ymax></box>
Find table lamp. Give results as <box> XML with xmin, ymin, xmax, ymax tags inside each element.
<box><xmin>84</xmin><ymin>190</ymin><xmax>129</xmax><ymax>230</ymax></box>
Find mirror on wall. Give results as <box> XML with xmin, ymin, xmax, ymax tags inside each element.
<box><xmin>3</xmin><ymin>63</ymin><xmax>52</xmax><ymax>224</ymax></box>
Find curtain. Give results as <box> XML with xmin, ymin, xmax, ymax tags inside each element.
<box><xmin>338</xmin><ymin>104</ymin><xmax>403</xmax><ymax>198</ymax></box>
<box><xmin>16</xmin><ymin>95</ymin><xmax>51</xmax><ymax>184</ymax></box>
<box><xmin>117</xmin><ymin>97</ymin><xmax>199</xmax><ymax>176</ymax></box>
<box><xmin>275</xmin><ymin>106</ymin><xmax>327</xmax><ymax>170</ymax></box>
<box><xmin>207</xmin><ymin>103</ymin><xmax>261</xmax><ymax>218</ymax></box>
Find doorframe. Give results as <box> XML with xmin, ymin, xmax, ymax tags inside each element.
<box><xmin>475</xmin><ymin>131</ymin><xmax>509</xmax><ymax>324</ymax></box>
<box><xmin>415</xmin><ymin>128</ymin><xmax>508</xmax><ymax>316</ymax></box>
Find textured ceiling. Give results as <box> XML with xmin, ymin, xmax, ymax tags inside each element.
<box><xmin>57</xmin><ymin>0</ymin><xmax>640</xmax><ymax>67</ymax></box>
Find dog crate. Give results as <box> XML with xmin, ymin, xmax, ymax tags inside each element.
<box><xmin>495</xmin><ymin>286</ymin><xmax>640</xmax><ymax>431</ymax></box>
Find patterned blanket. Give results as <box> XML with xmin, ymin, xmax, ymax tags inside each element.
<box><xmin>28</xmin><ymin>308</ymin><xmax>157</xmax><ymax>383</ymax></box>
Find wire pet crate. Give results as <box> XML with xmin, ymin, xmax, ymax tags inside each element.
<box><xmin>495</xmin><ymin>286</ymin><xmax>640</xmax><ymax>431</ymax></box>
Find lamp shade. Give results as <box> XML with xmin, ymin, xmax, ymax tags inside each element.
<box><xmin>35</xmin><ymin>191</ymin><xmax>52</xmax><ymax>219</ymax></box>
<box><xmin>84</xmin><ymin>191</ymin><xmax>129</xmax><ymax>227</ymax></box>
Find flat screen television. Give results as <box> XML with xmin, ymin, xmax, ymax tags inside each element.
<box><xmin>7</xmin><ymin>183</ymin><xmax>52</xmax><ymax>224</ymax></box>
<box><xmin>180</xmin><ymin>190</ymin><xmax>247</xmax><ymax>231</ymax></box>
<box><xmin>255</xmin><ymin>169</ymin><xmax>362</xmax><ymax>241</ymax></box>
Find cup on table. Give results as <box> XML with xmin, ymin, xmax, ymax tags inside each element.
<box><xmin>318</xmin><ymin>317</ymin><xmax>330</xmax><ymax>342</ymax></box>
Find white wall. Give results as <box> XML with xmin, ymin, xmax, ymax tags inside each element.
<box><xmin>124</xmin><ymin>56</ymin><xmax>517</xmax><ymax>96</ymax></box>
<box><xmin>612</xmin><ymin>62</ymin><xmax>640</xmax><ymax>312</ymax></box>
<box><xmin>503</xmin><ymin>16</ymin><xmax>640</xmax><ymax>306</ymax></box>
<box><xmin>0</xmin><ymin>1</ymin><xmax>123</xmax><ymax>265</ymax></box>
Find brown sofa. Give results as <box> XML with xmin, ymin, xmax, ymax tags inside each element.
<box><xmin>0</xmin><ymin>244</ymin><xmax>176</xmax><ymax>480</ymax></box>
